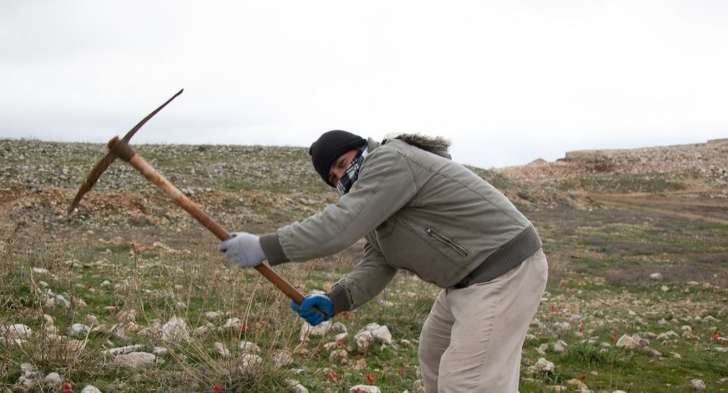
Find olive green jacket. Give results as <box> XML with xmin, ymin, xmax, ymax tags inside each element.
<box><xmin>260</xmin><ymin>138</ymin><xmax>533</xmax><ymax>313</ymax></box>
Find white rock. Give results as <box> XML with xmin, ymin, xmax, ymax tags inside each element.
<box><xmin>553</xmin><ymin>340</ymin><xmax>568</xmax><ymax>353</ymax></box>
<box><xmin>101</xmin><ymin>280</ymin><xmax>111</xmax><ymax>288</ymax></box>
<box><xmin>657</xmin><ymin>331</ymin><xmax>679</xmax><ymax>340</ymax></box>
<box><xmin>239</xmin><ymin>353</ymin><xmax>263</xmax><ymax>374</ymax></box>
<box><xmin>536</xmin><ymin>343</ymin><xmax>548</xmax><ymax>355</ymax></box>
<box><xmin>193</xmin><ymin>325</ymin><xmax>210</xmax><ymax>337</ymax></box>
<box><xmin>616</xmin><ymin>335</ymin><xmax>639</xmax><ymax>349</ymax></box>
<box><xmin>55</xmin><ymin>294</ymin><xmax>71</xmax><ymax>308</ymax></box>
<box><xmin>222</xmin><ymin>317</ymin><xmax>244</xmax><ymax>330</ymax></box>
<box><xmin>632</xmin><ymin>334</ymin><xmax>649</xmax><ymax>347</ymax></box>
<box><xmin>649</xmin><ymin>272</ymin><xmax>663</xmax><ymax>280</ymax></box>
<box><xmin>32</xmin><ymin>267</ymin><xmax>50</xmax><ymax>275</ymax></box>
<box><xmin>330</xmin><ymin>349</ymin><xmax>348</xmax><ymax>363</ymax></box>
<box><xmin>371</xmin><ymin>325</ymin><xmax>393</xmax><ymax>345</ymax></box>
<box><xmin>286</xmin><ymin>379</ymin><xmax>309</xmax><ymax>393</ymax></box>
<box><xmin>400</xmin><ymin>339</ymin><xmax>414</xmax><ymax>347</ymax></box>
<box><xmin>85</xmin><ymin>314</ymin><xmax>98</xmax><ymax>325</ymax></box>
<box><xmin>104</xmin><ymin>344</ymin><xmax>143</xmax><ymax>356</ymax></box>
<box><xmin>554</xmin><ymin>321</ymin><xmax>571</xmax><ymax>332</ymax></box>
<box><xmin>690</xmin><ymin>379</ymin><xmax>706</xmax><ymax>391</ymax></box>
<box><xmin>660</xmin><ymin>285</ymin><xmax>669</xmax><ymax>292</ymax></box>
<box><xmin>153</xmin><ymin>346</ymin><xmax>168</xmax><ymax>356</ymax></box>
<box><xmin>204</xmin><ymin>311</ymin><xmax>223</xmax><ymax>320</ymax></box>
<box><xmin>240</xmin><ymin>340</ymin><xmax>261</xmax><ymax>353</ymax></box>
<box><xmin>20</xmin><ymin>363</ymin><xmax>36</xmax><ymax>375</ymax></box>
<box><xmin>161</xmin><ymin>317</ymin><xmax>189</xmax><ymax>342</ymax></box>
<box><xmin>350</xmin><ymin>385</ymin><xmax>381</xmax><ymax>393</ymax></box>
<box><xmin>43</xmin><ymin>314</ymin><xmax>55</xmax><ymax>325</ymax></box>
<box><xmin>18</xmin><ymin>376</ymin><xmax>37</xmax><ymax>389</ymax></box>
<box><xmin>299</xmin><ymin>320</ymin><xmax>332</xmax><ymax>342</ymax></box>
<box><xmin>331</xmin><ymin>322</ymin><xmax>348</xmax><ymax>334</ymax></box>
<box><xmin>81</xmin><ymin>385</ymin><xmax>102</xmax><ymax>393</ymax></box>
<box><xmin>355</xmin><ymin>330</ymin><xmax>374</xmax><ymax>352</ymax></box>
<box><xmin>703</xmin><ymin>315</ymin><xmax>720</xmax><ymax>324</ymax></box>
<box><xmin>69</xmin><ymin>323</ymin><xmax>90</xmax><ymax>337</ymax></box>
<box><xmin>273</xmin><ymin>350</ymin><xmax>294</xmax><ymax>368</ymax></box>
<box><xmin>214</xmin><ymin>342</ymin><xmax>230</xmax><ymax>358</ymax></box>
<box><xmin>44</xmin><ymin>372</ymin><xmax>63</xmax><ymax>386</ymax></box>
<box><xmin>529</xmin><ymin>357</ymin><xmax>555</xmax><ymax>373</ymax></box>
<box><xmin>1</xmin><ymin>324</ymin><xmax>32</xmax><ymax>340</ymax></box>
<box><xmin>113</xmin><ymin>352</ymin><xmax>156</xmax><ymax>368</ymax></box>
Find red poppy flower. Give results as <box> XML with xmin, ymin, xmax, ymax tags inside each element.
<box><xmin>367</xmin><ymin>374</ymin><xmax>376</xmax><ymax>383</ymax></box>
<box><xmin>212</xmin><ymin>383</ymin><xmax>222</xmax><ymax>392</ymax></box>
<box><xmin>241</xmin><ymin>323</ymin><xmax>249</xmax><ymax>333</ymax></box>
<box><xmin>327</xmin><ymin>371</ymin><xmax>337</xmax><ymax>381</ymax></box>
<box><xmin>336</xmin><ymin>338</ymin><xmax>344</xmax><ymax>346</ymax></box>
<box><xmin>63</xmin><ymin>383</ymin><xmax>73</xmax><ymax>393</ymax></box>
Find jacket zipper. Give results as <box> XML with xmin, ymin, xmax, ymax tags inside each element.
<box><xmin>425</xmin><ymin>226</ymin><xmax>469</xmax><ymax>257</ymax></box>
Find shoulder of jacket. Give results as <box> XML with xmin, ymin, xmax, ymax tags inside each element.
<box><xmin>366</xmin><ymin>142</ymin><xmax>408</xmax><ymax>163</ymax></box>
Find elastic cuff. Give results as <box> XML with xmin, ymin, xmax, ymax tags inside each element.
<box><xmin>259</xmin><ymin>233</ymin><xmax>289</xmax><ymax>265</ymax></box>
<box><xmin>327</xmin><ymin>285</ymin><xmax>352</xmax><ymax>315</ymax></box>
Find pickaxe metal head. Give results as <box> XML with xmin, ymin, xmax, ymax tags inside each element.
<box><xmin>67</xmin><ymin>89</ymin><xmax>184</xmax><ymax>214</ymax></box>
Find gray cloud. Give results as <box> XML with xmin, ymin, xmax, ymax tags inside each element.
<box><xmin>1</xmin><ymin>0</ymin><xmax>727</xmax><ymax>167</ymax></box>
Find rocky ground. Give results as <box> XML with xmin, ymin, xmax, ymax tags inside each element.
<box><xmin>0</xmin><ymin>138</ymin><xmax>726</xmax><ymax>392</ymax></box>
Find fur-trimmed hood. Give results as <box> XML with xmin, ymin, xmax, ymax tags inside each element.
<box><xmin>386</xmin><ymin>133</ymin><xmax>452</xmax><ymax>159</ymax></box>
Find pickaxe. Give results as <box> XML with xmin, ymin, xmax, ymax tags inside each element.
<box><xmin>68</xmin><ymin>90</ymin><xmax>305</xmax><ymax>304</ymax></box>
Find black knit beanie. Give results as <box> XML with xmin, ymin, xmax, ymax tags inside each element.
<box><xmin>309</xmin><ymin>130</ymin><xmax>367</xmax><ymax>186</ymax></box>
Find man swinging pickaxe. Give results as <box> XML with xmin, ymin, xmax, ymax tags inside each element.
<box><xmin>68</xmin><ymin>89</ymin><xmax>305</xmax><ymax>304</ymax></box>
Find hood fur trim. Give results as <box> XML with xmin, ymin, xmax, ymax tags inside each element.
<box><xmin>388</xmin><ymin>133</ymin><xmax>452</xmax><ymax>159</ymax></box>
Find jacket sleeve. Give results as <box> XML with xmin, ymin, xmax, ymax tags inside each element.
<box><xmin>327</xmin><ymin>236</ymin><xmax>397</xmax><ymax>314</ymax></box>
<box><xmin>259</xmin><ymin>147</ymin><xmax>418</xmax><ymax>264</ymax></box>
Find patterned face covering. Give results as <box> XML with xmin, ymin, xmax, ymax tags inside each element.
<box><xmin>336</xmin><ymin>147</ymin><xmax>368</xmax><ymax>195</ymax></box>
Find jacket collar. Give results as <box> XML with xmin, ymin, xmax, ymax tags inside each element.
<box><xmin>366</xmin><ymin>137</ymin><xmax>381</xmax><ymax>153</ymax></box>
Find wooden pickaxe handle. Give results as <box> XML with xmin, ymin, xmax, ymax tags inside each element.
<box><xmin>107</xmin><ymin>136</ymin><xmax>305</xmax><ymax>305</ymax></box>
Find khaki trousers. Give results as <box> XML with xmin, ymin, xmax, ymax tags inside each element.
<box><xmin>418</xmin><ymin>249</ymin><xmax>548</xmax><ymax>393</ymax></box>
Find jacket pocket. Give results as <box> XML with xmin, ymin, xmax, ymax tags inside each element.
<box><xmin>425</xmin><ymin>225</ymin><xmax>469</xmax><ymax>257</ymax></box>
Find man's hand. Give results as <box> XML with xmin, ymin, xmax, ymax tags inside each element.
<box><xmin>291</xmin><ymin>294</ymin><xmax>333</xmax><ymax>326</ymax></box>
<box><xmin>218</xmin><ymin>232</ymin><xmax>265</xmax><ymax>268</ymax></box>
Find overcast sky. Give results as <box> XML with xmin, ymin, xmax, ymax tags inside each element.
<box><xmin>1</xmin><ymin>1</ymin><xmax>726</xmax><ymax>167</ymax></box>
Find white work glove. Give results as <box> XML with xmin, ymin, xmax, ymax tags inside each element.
<box><xmin>218</xmin><ymin>232</ymin><xmax>265</xmax><ymax>268</ymax></box>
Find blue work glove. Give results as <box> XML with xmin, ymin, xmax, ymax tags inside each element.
<box><xmin>291</xmin><ymin>294</ymin><xmax>333</xmax><ymax>326</ymax></box>
<box><xmin>218</xmin><ymin>232</ymin><xmax>265</xmax><ymax>268</ymax></box>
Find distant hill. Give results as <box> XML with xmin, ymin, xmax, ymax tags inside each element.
<box><xmin>1</xmin><ymin>137</ymin><xmax>726</xmax><ymax>236</ymax></box>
